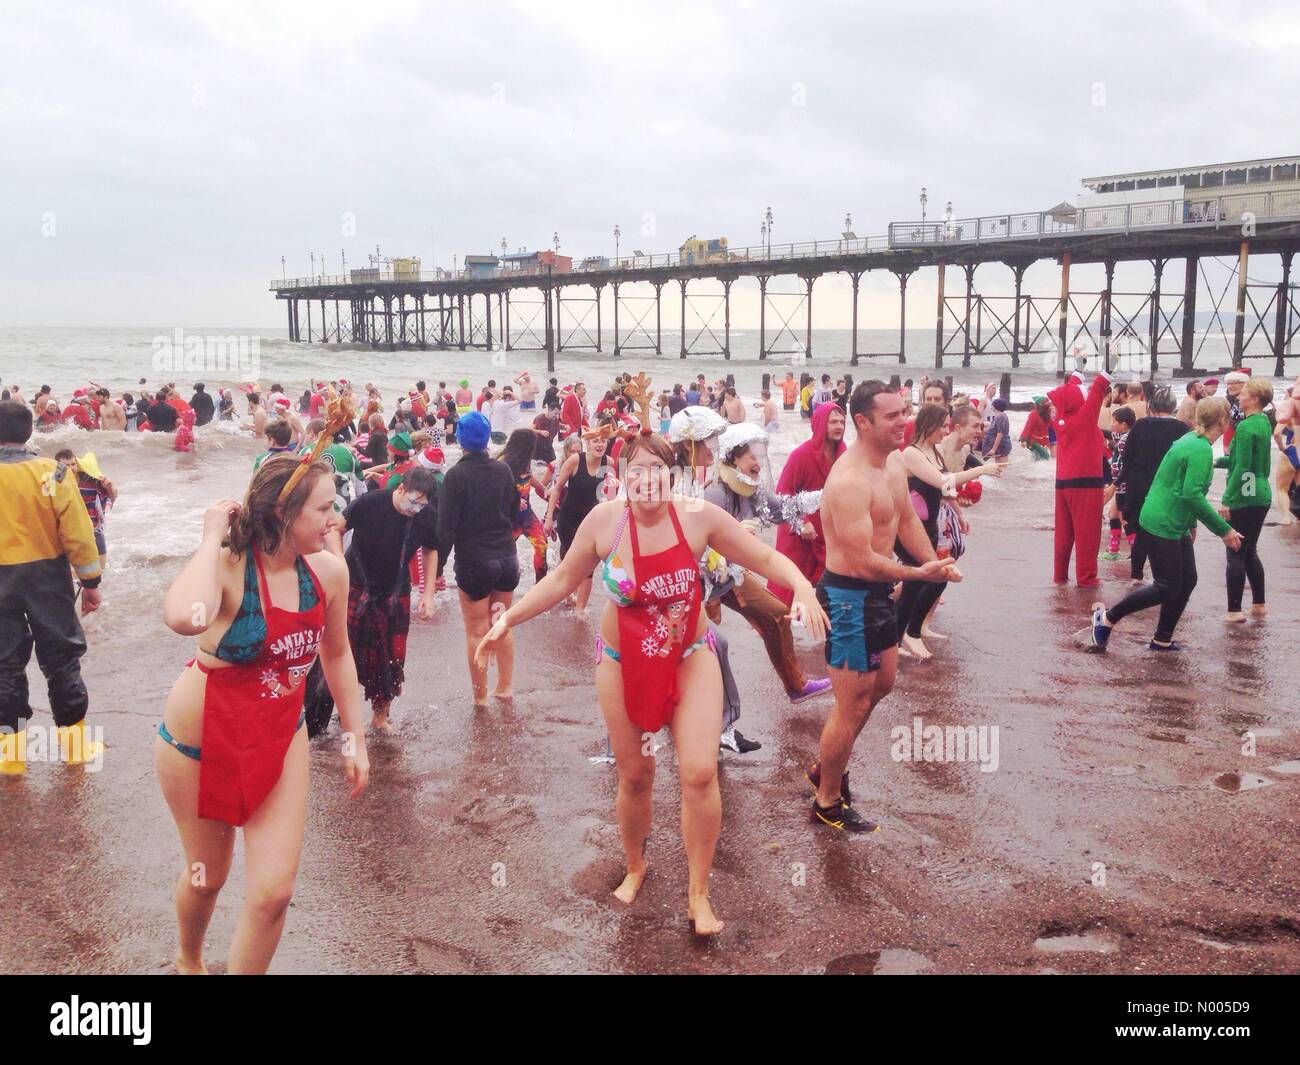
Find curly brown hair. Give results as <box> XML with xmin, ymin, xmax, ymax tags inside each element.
<box><xmin>226</xmin><ymin>453</ymin><xmax>332</xmax><ymax>560</ymax></box>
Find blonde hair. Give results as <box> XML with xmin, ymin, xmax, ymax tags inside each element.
<box><xmin>1242</xmin><ymin>378</ymin><xmax>1273</xmax><ymax>408</ymax></box>
<box><xmin>1195</xmin><ymin>396</ymin><xmax>1230</xmax><ymax>433</ymax></box>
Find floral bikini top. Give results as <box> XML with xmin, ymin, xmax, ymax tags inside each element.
<box><xmin>601</xmin><ymin>506</ymin><xmax>636</xmax><ymax>606</ymax></box>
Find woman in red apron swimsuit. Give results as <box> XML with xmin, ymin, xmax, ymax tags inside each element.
<box><xmin>475</xmin><ymin>427</ymin><xmax>829</xmax><ymax>938</ymax></box>
<box><xmin>156</xmin><ymin>456</ymin><xmax>368</xmax><ymax>974</ymax></box>
<box><xmin>191</xmin><ymin>549</ymin><xmax>325</xmax><ymax>825</ymax></box>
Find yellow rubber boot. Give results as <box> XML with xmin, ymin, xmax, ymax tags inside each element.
<box><xmin>57</xmin><ymin>720</ymin><xmax>104</xmax><ymax>766</ymax></box>
<box><xmin>0</xmin><ymin>728</ymin><xmax>27</xmax><ymax>777</ymax></box>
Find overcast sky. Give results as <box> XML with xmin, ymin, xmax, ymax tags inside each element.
<box><xmin>1</xmin><ymin>0</ymin><xmax>1297</xmax><ymax>328</ymax></box>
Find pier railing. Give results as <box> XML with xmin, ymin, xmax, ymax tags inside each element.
<box><xmin>271</xmin><ymin>236</ymin><xmax>895</xmax><ymax>288</ymax></box>
<box><xmin>271</xmin><ymin>190</ymin><xmax>1300</xmax><ymax>289</ymax></box>
<box><xmin>888</xmin><ymin>189</ymin><xmax>1300</xmax><ymax>247</ymax></box>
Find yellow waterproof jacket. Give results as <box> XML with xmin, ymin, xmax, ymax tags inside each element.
<box><xmin>0</xmin><ymin>449</ymin><xmax>102</xmax><ymax>585</ymax></box>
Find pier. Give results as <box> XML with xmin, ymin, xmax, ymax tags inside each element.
<box><xmin>271</xmin><ymin>167</ymin><xmax>1300</xmax><ymax>378</ymax></box>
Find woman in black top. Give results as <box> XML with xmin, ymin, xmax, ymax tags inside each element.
<box><xmin>1116</xmin><ymin>386</ymin><xmax>1188</xmax><ymax>580</ymax></box>
<box><xmin>543</xmin><ymin>429</ymin><xmax>609</xmax><ymax>614</ymax></box>
<box><xmin>895</xmin><ymin>404</ymin><xmax>1000</xmax><ymax>658</ymax></box>
<box><xmin>435</xmin><ymin>412</ymin><xmax>520</xmax><ymax>706</ymax></box>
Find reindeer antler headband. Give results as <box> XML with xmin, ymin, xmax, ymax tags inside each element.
<box><xmin>278</xmin><ymin>388</ymin><xmax>355</xmax><ymax>500</ymax></box>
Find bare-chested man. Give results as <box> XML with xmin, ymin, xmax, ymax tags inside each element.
<box><xmin>807</xmin><ymin>380</ymin><xmax>959</xmax><ymax>832</ymax></box>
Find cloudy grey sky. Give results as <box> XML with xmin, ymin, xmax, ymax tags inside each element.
<box><xmin>1</xmin><ymin>0</ymin><xmax>1297</xmax><ymax>328</ymax></box>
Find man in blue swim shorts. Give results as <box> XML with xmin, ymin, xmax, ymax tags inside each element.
<box><xmin>806</xmin><ymin>381</ymin><xmax>958</xmax><ymax>833</ymax></box>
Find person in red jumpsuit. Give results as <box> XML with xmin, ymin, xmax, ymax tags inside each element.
<box><xmin>1047</xmin><ymin>370</ymin><xmax>1113</xmax><ymax>587</ymax></box>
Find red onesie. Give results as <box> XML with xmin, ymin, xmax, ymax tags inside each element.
<box><xmin>1046</xmin><ymin>372</ymin><xmax>1112</xmax><ymax>586</ymax></box>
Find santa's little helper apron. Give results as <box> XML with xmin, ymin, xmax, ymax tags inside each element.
<box><xmin>197</xmin><ymin>551</ymin><xmax>325</xmax><ymax>825</ymax></box>
<box><xmin>616</xmin><ymin>505</ymin><xmax>705</xmax><ymax>732</ymax></box>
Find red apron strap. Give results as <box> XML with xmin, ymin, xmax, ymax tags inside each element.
<box><xmin>251</xmin><ymin>547</ymin><xmax>273</xmax><ymax>612</ymax></box>
<box><xmin>666</xmin><ymin>501</ymin><xmax>687</xmax><ymax>545</ymax></box>
<box><xmin>625</xmin><ymin>505</ymin><xmax>641</xmax><ymax>559</ymax></box>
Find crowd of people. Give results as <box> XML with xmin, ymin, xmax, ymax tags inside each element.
<box><xmin>1</xmin><ymin>356</ymin><xmax>1297</xmax><ymax>969</ymax></box>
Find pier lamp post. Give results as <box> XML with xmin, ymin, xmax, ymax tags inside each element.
<box><xmin>553</xmin><ymin>231</ymin><xmax>560</xmax><ymax>253</ymax></box>
<box><xmin>765</xmin><ymin>206</ymin><xmax>773</xmax><ymax>255</ymax></box>
<box><xmin>614</xmin><ymin>224</ymin><xmax>621</xmax><ymax>262</ymax></box>
<box><xmin>281</xmin><ymin>255</ymin><xmax>285</xmax><ymax>283</ymax></box>
<box><xmin>920</xmin><ymin>187</ymin><xmax>928</xmax><ymax>223</ymax></box>
<box><xmin>760</xmin><ymin>221</ymin><xmax>768</xmax><ymax>256</ymax></box>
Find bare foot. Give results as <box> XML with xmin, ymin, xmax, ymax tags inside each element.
<box><xmin>472</xmin><ymin>689</ymin><xmax>489</xmax><ymax>709</ymax></box>
<box><xmin>900</xmin><ymin>634</ymin><xmax>931</xmax><ymax>660</ymax></box>
<box><xmin>1224</xmin><ymin>611</ymin><xmax>1247</xmax><ymax>624</ymax></box>
<box><xmin>920</xmin><ymin>627</ymin><xmax>947</xmax><ymax>640</ymax></box>
<box><xmin>613</xmin><ymin>865</ymin><xmax>647</xmax><ymax>905</ymax></box>
<box><xmin>1251</xmin><ymin>603</ymin><xmax>1268</xmax><ymax>618</ymax></box>
<box><xmin>687</xmin><ymin>894</ymin><xmax>724</xmax><ymax>937</ymax></box>
<box><xmin>175</xmin><ymin>955</ymin><xmax>208</xmax><ymax>975</ymax></box>
<box><xmin>369</xmin><ymin>710</ymin><xmax>392</xmax><ymax>732</ymax></box>
<box><xmin>492</xmin><ymin>688</ymin><xmax>513</xmax><ymax>701</ymax></box>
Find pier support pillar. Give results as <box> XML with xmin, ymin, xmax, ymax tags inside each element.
<box><xmin>545</xmin><ymin>283</ymin><xmax>555</xmax><ymax>374</ymax></box>
<box><xmin>1274</xmin><ymin>249</ymin><xmax>1294</xmax><ymax>378</ymax></box>
<box><xmin>612</xmin><ymin>283</ymin><xmax>621</xmax><ymax>356</ymax></box>
<box><xmin>1148</xmin><ymin>258</ymin><xmax>1166</xmax><ymax>376</ymax></box>
<box><xmin>723</xmin><ymin>278</ymin><xmax>732</xmax><ymax>360</ymax></box>
<box><xmin>962</xmin><ymin>263</ymin><xmax>976</xmax><ymax>368</ymax></box>
<box><xmin>1180</xmin><ymin>256</ymin><xmax>1197</xmax><ymax>373</ymax></box>
<box><xmin>594</xmin><ymin>284</ymin><xmax>603</xmax><ymax>352</ymax></box>
<box><xmin>758</xmin><ymin>276</ymin><xmax>768</xmax><ymax>361</ymax></box>
<box><xmin>1232</xmin><ymin>240</ymin><xmax>1250</xmax><ymax>368</ymax></box>
<box><xmin>804</xmin><ymin>275</ymin><xmax>815</xmax><ymax>361</ymax></box>
<box><xmin>1010</xmin><ymin>263</ymin><xmax>1026</xmax><ymax>369</ymax></box>
<box><xmin>457</xmin><ymin>293</ymin><xmax>466</xmax><ymax>351</ymax></box>
<box><xmin>556</xmin><ymin>286</ymin><xmax>564</xmax><ymax>352</ymax></box>
<box><xmin>894</xmin><ymin>269</ymin><xmax>911</xmax><ymax>364</ymax></box>
<box><xmin>504</xmin><ymin>290</ymin><xmax>511</xmax><ymax>351</ymax></box>
<box><xmin>1057</xmin><ymin>253</ymin><xmax>1070</xmax><ymax>376</ymax></box>
<box><xmin>849</xmin><ymin>270</ymin><xmax>862</xmax><ymax>366</ymax></box>
<box><xmin>934</xmin><ymin>262</ymin><xmax>945</xmax><ymax>370</ymax></box>
<box><xmin>653</xmin><ymin>282</ymin><xmax>664</xmax><ymax>355</ymax></box>
<box><xmin>679</xmin><ymin>278</ymin><xmax>688</xmax><ymax>360</ymax></box>
<box><xmin>484</xmin><ymin>291</ymin><xmax>493</xmax><ymax>351</ymax></box>
<box><xmin>1101</xmin><ymin>259</ymin><xmax>1115</xmax><ymax>374</ymax></box>
<box><xmin>286</xmin><ymin>300</ymin><xmax>295</xmax><ymax>341</ymax></box>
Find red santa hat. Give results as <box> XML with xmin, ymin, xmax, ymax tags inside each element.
<box><xmin>416</xmin><ymin>446</ymin><xmax>445</xmax><ymax>472</ymax></box>
<box><xmin>272</xmin><ymin>395</ymin><xmax>292</xmax><ymax>412</ymax></box>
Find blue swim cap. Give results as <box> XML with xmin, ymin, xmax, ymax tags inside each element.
<box><xmin>458</xmin><ymin>410</ymin><xmax>491</xmax><ymax>451</ymax></box>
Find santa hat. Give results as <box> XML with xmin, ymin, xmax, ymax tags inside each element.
<box><xmin>272</xmin><ymin>395</ymin><xmax>292</xmax><ymax>412</ymax></box>
<box><xmin>416</xmin><ymin>446</ymin><xmax>445</xmax><ymax>472</ymax></box>
<box><xmin>73</xmin><ymin>388</ymin><xmax>87</xmax><ymax>398</ymax></box>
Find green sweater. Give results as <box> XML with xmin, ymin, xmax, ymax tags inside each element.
<box><xmin>1214</xmin><ymin>412</ymin><xmax>1272</xmax><ymax>510</ymax></box>
<box><xmin>1139</xmin><ymin>432</ymin><xmax>1232</xmax><ymax>540</ymax></box>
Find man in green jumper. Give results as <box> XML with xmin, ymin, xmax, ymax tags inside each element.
<box><xmin>1214</xmin><ymin>377</ymin><xmax>1273</xmax><ymax>623</ymax></box>
<box><xmin>1087</xmin><ymin>397</ymin><xmax>1243</xmax><ymax>653</ymax></box>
